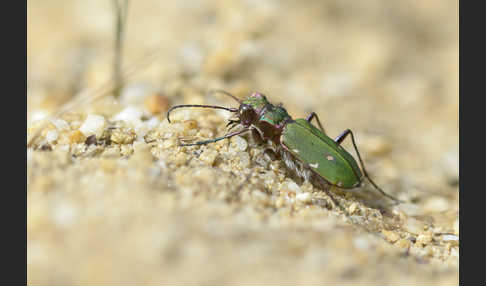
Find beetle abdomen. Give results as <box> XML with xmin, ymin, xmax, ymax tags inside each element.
<box><xmin>281</xmin><ymin>120</ymin><xmax>362</xmax><ymax>188</ymax></box>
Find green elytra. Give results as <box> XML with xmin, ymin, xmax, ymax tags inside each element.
<box><xmin>167</xmin><ymin>90</ymin><xmax>402</xmax><ymax>203</ymax></box>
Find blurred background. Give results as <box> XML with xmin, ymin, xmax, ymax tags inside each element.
<box><xmin>28</xmin><ymin>1</ymin><xmax>458</xmax><ymax>285</ymax></box>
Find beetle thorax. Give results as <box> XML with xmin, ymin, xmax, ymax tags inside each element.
<box><xmin>237</xmin><ymin>92</ymin><xmax>293</xmax><ymax>143</ymax></box>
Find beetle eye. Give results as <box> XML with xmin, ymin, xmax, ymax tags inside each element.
<box><xmin>239</xmin><ymin>104</ymin><xmax>255</xmax><ymax>123</ymax></box>
<box><xmin>239</xmin><ymin>104</ymin><xmax>249</xmax><ymax>114</ymax></box>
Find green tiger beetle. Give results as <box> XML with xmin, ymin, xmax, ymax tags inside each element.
<box><xmin>167</xmin><ymin>90</ymin><xmax>403</xmax><ymax>206</ymax></box>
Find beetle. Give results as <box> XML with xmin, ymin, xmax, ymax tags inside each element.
<box><xmin>167</xmin><ymin>90</ymin><xmax>402</xmax><ymax>205</ymax></box>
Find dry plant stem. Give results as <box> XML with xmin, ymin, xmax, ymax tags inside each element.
<box><xmin>112</xmin><ymin>0</ymin><xmax>130</xmax><ymax>98</ymax></box>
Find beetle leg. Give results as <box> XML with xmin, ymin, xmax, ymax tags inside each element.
<box><xmin>226</xmin><ymin>119</ymin><xmax>240</xmax><ymax>132</ymax></box>
<box><xmin>334</xmin><ymin>129</ymin><xmax>404</xmax><ymax>204</ymax></box>
<box><xmin>333</xmin><ymin>129</ymin><xmax>351</xmax><ymax>144</ymax></box>
<box><xmin>305</xmin><ymin>112</ymin><xmax>326</xmax><ymax>134</ymax></box>
<box><xmin>263</xmin><ymin>147</ymin><xmax>279</xmax><ymax>160</ymax></box>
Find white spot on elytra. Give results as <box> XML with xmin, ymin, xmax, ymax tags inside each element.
<box><xmin>326</xmin><ymin>155</ymin><xmax>334</xmax><ymax>161</ymax></box>
<box><xmin>309</xmin><ymin>163</ymin><xmax>319</xmax><ymax>168</ymax></box>
<box><xmin>337</xmin><ymin>181</ymin><xmax>343</xmax><ymax>187</ymax></box>
<box><xmin>293</xmin><ymin>149</ymin><xmax>300</xmax><ymax>153</ymax></box>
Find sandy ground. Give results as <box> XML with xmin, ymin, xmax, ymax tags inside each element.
<box><xmin>27</xmin><ymin>1</ymin><xmax>458</xmax><ymax>285</ymax></box>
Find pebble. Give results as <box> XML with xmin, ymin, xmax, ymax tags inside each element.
<box><xmin>394</xmin><ymin>203</ymin><xmax>423</xmax><ymax>216</ymax></box>
<box><xmin>283</xmin><ymin>180</ymin><xmax>301</xmax><ymax>193</ymax></box>
<box><xmin>45</xmin><ymin>130</ymin><xmax>58</xmax><ymax>143</ymax></box>
<box><xmin>275</xmin><ymin>197</ymin><xmax>285</xmax><ymax>208</ymax></box>
<box><xmin>144</xmin><ymin>93</ymin><xmax>170</xmax><ymax>115</ymax></box>
<box><xmin>382</xmin><ymin>229</ymin><xmax>400</xmax><ymax>243</ymax></box>
<box><xmin>296</xmin><ymin>192</ymin><xmax>311</xmax><ymax>203</ymax></box>
<box><xmin>146</xmin><ymin>117</ymin><xmax>161</xmax><ymax>129</ymax></box>
<box><xmin>423</xmin><ymin>196</ymin><xmax>450</xmax><ymax>213</ymax></box>
<box><xmin>68</xmin><ymin>130</ymin><xmax>86</xmax><ymax>144</ymax></box>
<box><xmin>442</xmin><ymin>234</ymin><xmax>459</xmax><ymax>245</ymax></box>
<box><xmin>231</xmin><ymin>136</ymin><xmax>248</xmax><ymax>152</ymax></box>
<box><xmin>162</xmin><ymin>139</ymin><xmax>176</xmax><ymax>149</ymax></box>
<box><xmin>49</xmin><ymin>118</ymin><xmax>70</xmax><ymax>131</ymax></box>
<box><xmin>416</xmin><ymin>233</ymin><xmax>433</xmax><ymax>247</ymax></box>
<box><xmin>236</xmin><ymin>152</ymin><xmax>251</xmax><ymax>168</ymax></box>
<box><xmin>182</xmin><ymin>119</ymin><xmax>198</xmax><ymax>130</ymax></box>
<box><xmin>79</xmin><ymin>114</ymin><xmax>107</xmax><ymax>138</ymax></box>
<box><xmin>348</xmin><ymin>203</ymin><xmax>358</xmax><ymax>215</ymax></box>
<box><xmin>172</xmin><ymin>152</ymin><xmax>189</xmax><ymax>166</ymax></box>
<box><xmin>110</xmin><ymin>128</ymin><xmax>137</xmax><ymax>144</ymax></box>
<box><xmin>112</xmin><ymin>106</ymin><xmax>144</xmax><ymax>126</ymax></box>
<box><xmin>199</xmin><ymin>149</ymin><xmax>218</xmax><ymax>166</ymax></box>
<box><xmin>395</xmin><ymin>238</ymin><xmax>411</xmax><ymax>249</ymax></box>
<box><xmin>403</xmin><ymin>217</ymin><xmax>426</xmax><ymax>234</ymax></box>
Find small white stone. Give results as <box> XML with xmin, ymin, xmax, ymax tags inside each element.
<box><xmin>79</xmin><ymin>114</ymin><xmax>106</xmax><ymax>138</ymax></box>
<box><xmin>199</xmin><ymin>149</ymin><xmax>218</xmax><ymax>165</ymax></box>
<box><xmin>403</xmin><ymin>217</ymin><xmax>425</xmax><ymax>234</ymax></box>
<box><xmin>112</xmin><ymin>106</ymin><xmax>144</xmax><ymax>125</ymax></box>
<box><xmin>45</xmin><ymin>130</ymin><xmax>58</xmax><ymax>143</ymax></box>
<box><xmin>394</xmin><ymin>203</ymin><xmax>423</xmax><ymax>216</ymax></box>
<box><xmin>49</xmin><ymin>118</ymin><xmax>70</xmax><ymax>131</ymax></box>
<box><xmin>231</xmin><ymin>136</ymin><xmax>248</xmax><ymax>151</ymax></box>
<box><xmin>296</xmin><ymin>192</ymin><xmax>311</xmax><ymax>203</ymax></box>
<box><xmin>423</xmin><ymin>196</ymin><xmax>450</xmax><ymax>213</ymax></box>
<box><xmin>146</xmin><ymin>117</ymin><xmax>160</xmax><ymax>129</ymax></box>
<box><xmin>30</xmin><ymin>110</ymin><xmax>48</xmax><ymax>123</ymax></box>
<box><xmin>348</xmin><ymin>203</ymin><xmax>358</xmax><ymax>215</ymax></box>
<box><xmin>58</xmin><ymin>145</ymin><xmax>70</xmax><ymax>152</ymax></box>
<box><xmin>442</xmin><ymin>234</ymin><xmax>459</xmax><ymax>242</ymax></box>
<box><xmin>284</xmin><ymin>180</ymin><xmax>301</xmax><ymax>193</ymax></box>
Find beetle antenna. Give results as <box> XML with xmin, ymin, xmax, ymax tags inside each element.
<box><xmin>167</xmin><ymin>104</ymin><xmax>238</xmax><ymax>123</ymax></box>
<box><xmin>179</xmin><ymin>128</ymin><xmax>250</xmax><ymax>146</ymax></box>
<box><xmin>207</xmin><ymin>89</ymin><xmax>242</xmax><ymax>103</ymax></box>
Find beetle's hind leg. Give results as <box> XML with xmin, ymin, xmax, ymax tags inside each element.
<box><xmin>306</xmin><ymin>112</ymin><xmax>326</xmax><ymax>134</ymax></box>
<box><xmin>333</xmin><ymin>129</ymin><xmax>403</xmax><ymax>204</ymax></box>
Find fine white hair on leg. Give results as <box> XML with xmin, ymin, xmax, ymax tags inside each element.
<box><xmin>282</xmin><ymin>149</ymin><xmax>296</xmax><ymax>171</ymax></box>
<box><xmin>302</xmin><ymin>167</ymin><xmax>311</xmax><ymax>182</ymax></box>
<box><xmin>280</xmin><ymin>149</ymin><xmax>312</xmax><ymax>182</ymax></box>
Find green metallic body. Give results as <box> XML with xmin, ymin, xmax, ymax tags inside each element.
<box><xmin>167</xmin><ymin>91</ymin><xmax>400</xmax><ymax>203</ymax></box>
<box><xmin>281</xmin><ymin>119</ymin><xmax>362</xmax><ymax>188</ymax></box>
<box><xmin>242</xmin><ymin>93</ymin><xmax>363</xmax><ymax>188</ymax></box>
<box><xmin>241</xmin><ymin>93</ymin><xmax>363</xmax><ymax>188</ymax></box>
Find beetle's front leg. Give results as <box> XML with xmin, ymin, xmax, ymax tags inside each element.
<box><xmin>306</xmin><ymin>112</ymin><xmax>326</xmax><ymax>134</ymax></box>
<box><xmin>251</xmin><ymin>128</ymin><xmax>265</xmax><ymax>145</ymax></box>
